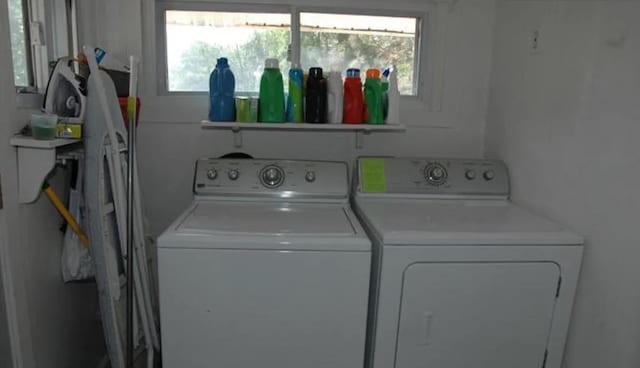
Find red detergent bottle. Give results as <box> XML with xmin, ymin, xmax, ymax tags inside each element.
<box><xmin>342</xmin><ymin>68</ymin><xmax>364</xmax><ymax>124</ymax></box>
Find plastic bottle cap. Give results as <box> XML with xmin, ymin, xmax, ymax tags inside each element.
<box><xmin>366</xmin><ymin>69</ymin><xmax>380</xmax><ymax>79</ymax></box>
<box><xmin>309</xmin><ymin>67</ymin><xmax>323</xmax><ymax>78</ymax></box>
<box><xmin>217</xmin><ymin>57</ymin><xmax>229</xmax><ymax>67</ymax></box>
<box><xmin>346</xmin><ymin>68</ymin><xmax>360</xmax><ymax>78</ymax></box>
<box><xmin>265</xmin><ymin>58</ymin><xmax>279</xmax><ymax>69</ymax></box>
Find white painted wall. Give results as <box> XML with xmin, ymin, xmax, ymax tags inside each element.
<box><xmin>0</xmin><ymin>265</ymin><xmax>11</xmax><ymax>367</ymax></box>
<box><xmin>485</xmin><ymin>1</ymin><xmax>640</xmax><ymax>367</ymax></box>
<box><xmin>0</xmin><ymin>1</ymin><xmax>105</xmax><ymax>366</ymax></box>
<box><xmin>80</xmin><ymin>0</ymin><xmax>497</xmax><ymax>235</ymax></box>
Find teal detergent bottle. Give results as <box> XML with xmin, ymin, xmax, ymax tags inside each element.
<box><xmin>286</xmin><ymin>64</ymin><xmax>304</xmax><ymax>123</ymax></box>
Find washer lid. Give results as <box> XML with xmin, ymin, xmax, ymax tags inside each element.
<box><xmin>354</xmin><ymin>198</ymin><xmax>583</xmax><ymax>245</ymax></box>
<box><xmin>159</xmin><ymin>201</ymin><xmax>370</xmax><ymax>251</ymax></box>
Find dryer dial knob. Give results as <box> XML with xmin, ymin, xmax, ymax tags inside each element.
<box><xmin>483</xmin><ymin>170</ymin><xmax>495</xmax><ymax>181</ymax></box>
<box><xmin>423</xmin><ymin>163</ymin><xmax>448</xmax><ymax>186</ymax></box>
<box><xmin>206</xmin><ymin>169</ymin><xmax>218</xmax><ymax>180</ymax></box>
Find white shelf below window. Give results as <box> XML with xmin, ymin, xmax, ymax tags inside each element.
<box><xmin>10</xmin><ymin>135</ymin><xmax>82</xmax><ymax>204</ymax></box>
<box><xmin>201</xmin><ymin>120</ymin><xmax>406</xmax><ymax>148</ymax></box>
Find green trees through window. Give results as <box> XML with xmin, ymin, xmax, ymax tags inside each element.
<box><xmin>165</xmin><ymin>10</ymin><xmax>418</xmax><ymax>95</ymax></box>
<box><xmin>7</xmin><ymin>0</ymin><xmax>30</xmax><ymax>87</ymax></box>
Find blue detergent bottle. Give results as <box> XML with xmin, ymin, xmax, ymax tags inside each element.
<box><xmin>209</xmin><ymin>57</ymin><xmax>236</xmax><ymax>121</ymax></box>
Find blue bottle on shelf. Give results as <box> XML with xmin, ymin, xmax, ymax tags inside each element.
<box><xmin>209</xmin><ymin>57</ymin><xmax>236</xmax><ymax>121</ymax></box>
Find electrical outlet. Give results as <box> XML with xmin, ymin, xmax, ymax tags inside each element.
<box><xmin>530</xmin><ymin>29</ymin><xmax>542</xmax><ymax>54</ymax></box>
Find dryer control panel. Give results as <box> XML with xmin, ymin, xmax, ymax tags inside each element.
<box><xmin>194</xmin><ymin>158</ymin><xmax>348</xmax><ymax>199</ymax></box>
<box><xmin>356</xmin><ymin>157</ymin><xmax>509</xmax><ymax>197</ymax></box>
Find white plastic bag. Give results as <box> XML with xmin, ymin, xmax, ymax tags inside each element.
<box><xmin>61</xmin><ymin>158</ymin><xmax>95</xmax><ymax>282</ymax></box>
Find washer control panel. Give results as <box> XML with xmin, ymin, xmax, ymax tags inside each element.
<box><xmin>357</xmin><ymin>157</ymin><xmax>509</xmax><ymax>196</ymax></box>
<box><xmin>194</xmin><ymin>158</ymin><xmax>348</xmax><ymax>199</ymax></box>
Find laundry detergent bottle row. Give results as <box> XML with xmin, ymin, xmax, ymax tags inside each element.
<box><xmin>208</xmin><ymin>57</ymin><xmax>236</xmax><ymax>121</ymax></box>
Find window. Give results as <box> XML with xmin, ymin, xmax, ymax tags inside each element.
<box><xmin>300</xmin><ymin>13</ymin><xmax>417</xmax><ymax>95</ymax></box>
<box><xmin>7</xmin><ymin>0</ymin><xmax>33</xmax><ymax>88</ymax></box>
<box><xmin>165</xmin><ymin>10</ymin><xmax>291</xmax><ymax>92</ymax></box>
<box><xmin>159</xmin><ymin>5</ymin><xmax>421</xmax><ymax>96</ymax></box>
<box><xmin>6</xmin><ymin>0</ymin><xmax>78</xmax><ymax>93</ymax></box>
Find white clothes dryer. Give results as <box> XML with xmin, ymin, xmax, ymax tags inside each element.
<box><xmin>352</xmin><ymin>157</ymin><xmax>583</xmax><ymax>368</ymax></box>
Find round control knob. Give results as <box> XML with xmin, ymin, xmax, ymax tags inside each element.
<box><xmin>228</xmin><ymin>169</ymin><xmax>239</xmax><ymax>181</ymax></box>
<box><xmin>259</xmin><ymin>165</ymin><xmax>285</xmax><ymax>188</ymax></box>
<box><xmin>305</xmin><ymin>171</ymin><xmax>316</xmax><ymax>182</ymax></box>
<box><xmin>423</xmin><ymin>163</ymin><xmax>448</xmax><ymax>186</ymax></box>
<box><xmin>465</xmin><ymin>169</ymin><xmax>477</xmax><ymax>180</ymax></box>
<box><xmin>206</xmin><ymin>169</ymin><xmax>218</xmax><ymax>180</ymax></box>
<box><xmin>483</xmin><ymin>170</ymin><xmax>495</xmax><ymax>181</ymax></box>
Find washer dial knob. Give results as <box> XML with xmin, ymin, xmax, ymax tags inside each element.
<box><xmin>465</xmin><ymin>169</ymin><xmax>477</xmax><ymax>180</ymax></box>
<box><xmin>260</xmin><ymin>165</ymin><xmax>285</xmax><ymax>188</ymax></box>
<box><xmin>206</xmin><ymin>169</ymin><xmax>218</xmax><ymax>180</ymax></box>
<box><xmin>228</xmin><ymin>169</ymin><xmax>240</xmax><ymax>181</ymax></box>
<box><xmin>423</xmin><ymin>163</ymin><xmax>448</xmax><ymax>186</ymax></box>
<box><xmin>305</xmin><ymin>171</ymin><xmax>316</xmax><ymax>182</ymax></box>
<box><xmin>483</xmin><ymin>170</ymin><xmax>495</xmax><ymax>181</ymax></box>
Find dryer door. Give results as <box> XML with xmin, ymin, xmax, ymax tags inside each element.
<box><xmin>395</xmin><ymin>262</ymin><xmax>559</xmax><ymax>368</ymax></box>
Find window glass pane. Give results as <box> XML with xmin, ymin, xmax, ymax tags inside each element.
<box><xmin>165</xmin><ymin>10</ymin><xmax>291</xmax><ymax>92</ymax></box>
<box><xmin>7</xmin><ymin>0</ymin><xmax>30</xmax><ymax>87</ymax></box>
<box><xmin>300</xmin><ymin>13</ymin><xmax>417</xmax><ymax>95</ymax></box>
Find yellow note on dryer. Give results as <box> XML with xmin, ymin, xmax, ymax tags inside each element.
<box><xmin>361</xmin><ymin>158</ymin><xmax>387</xmax><ymax>193</ymax></box>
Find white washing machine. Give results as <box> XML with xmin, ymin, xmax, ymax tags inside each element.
<box><xmin>352</xmin><ymin>157</ymin><xmax>583</xmax><ymax>368</ymax></box>
<box><xmin>157</xmin><ymin>158</ymin><xmax>371</xmax><ymax>368</ymax></box>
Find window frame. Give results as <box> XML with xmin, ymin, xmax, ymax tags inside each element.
<box><xmin>8</xmin><ymin>0</ymin><xmax>78</xmax><ymax>104</ymax></box>
<box><xmin>155</xmin><ymin>1</ymin><xmax>425</xmax><ymax>98</ymax></box>
<box><xmin>8</xmin><ymin>0</ymin><xmax>36</xmax><ymax>91</ymax></box>
<box><xmin>155</xmin><ymin>1</ymin><xmax>294</xmax><ymax>96</ymax></box>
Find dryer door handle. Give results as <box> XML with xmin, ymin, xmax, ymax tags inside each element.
<box><xmin>420</xmin><ymin>311</ymin><xmax>433</xmax><ymax>346</ymax></box>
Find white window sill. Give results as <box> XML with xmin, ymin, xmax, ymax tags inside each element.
<box><xmin>15</xmin><ymin>92</ymin><xmax>44</xmax><ymax>110</ymax></box>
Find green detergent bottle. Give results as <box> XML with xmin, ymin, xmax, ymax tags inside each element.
<box><xmin>364</xmin><ymin>68</ymin><xmax>384</xmax><ymax>124</ymax></box>
<box><xmin>258</xmin><ymin>58</ymin><xmax>285</xmax><ymax>123</ymax></box>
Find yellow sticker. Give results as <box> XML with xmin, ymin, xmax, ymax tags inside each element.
<box><xmin>361</xmin><ymin>158</ymin><xmax>387</xmax><ymax>193</ymax></box>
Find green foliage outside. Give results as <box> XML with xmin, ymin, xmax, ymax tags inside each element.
<box><xmin>301</xmin><ymin>32</ymin><xmax>415</xmax><ymax>94</ymax></box>
<box><xmin>7</xmin><ymin>0</ymin><xmax>29</xmax><ymax>86</ymax></box>
<box><xmin>169</xmin><ymin>30</ymin><xmax>290</xmax><ymax>92</ymax></box>
<box><xmin>169</xmin><ymin>28</ymin><xmax>416</xmax><ymax>95</ymax></box>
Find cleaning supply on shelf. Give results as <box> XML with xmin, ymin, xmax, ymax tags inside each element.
<box><xmin>286</xmin><ymin>64</ymin><xmax>304</xmax><ymax>123</ymax></box>
<box><xmin>31</xmin><ymin>113</ymin><xmax>58</xmax><ymax>139</ymax></box>
<box><xmin>386</xmin><ymin>66</ymin><xmax>401</xmax><ymax>125</ymax></box>
<box><xmin>209</xmin><ymin>57</ymin><xmax>236</xmax><ymax>122</ymax></box>
<box><xmin>343</xmin><ymin>68</ymin><xmax>364</xmax><ymax>124</ymax></box>
<box><xmin>259</xmin><ymin>58</ymin><xmax>285</xmax><ymax>123</ymax></box>
<box><xmin>305</xmin><ymin>67</ymin><xmax>327</xmax><ymax>123</ymax></box>
<box><xmin>364</xmin><ymin>68</ymin><xmax>384</xmax><ymax>124</ymax></box>
<box><xmin>326</xmin><ymin>71</ymin><xmax>343</xmax><ymax>124</ymax></box>
<box><xmin>381</xmin><ymin>68</ymin><xmax>390</xmax><ymax>122</ymax></box>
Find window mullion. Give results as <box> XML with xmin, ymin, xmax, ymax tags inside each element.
<box><xmin>290</xmin><ymin>8</ymin><xmax>300</xmax><ymax>67</ymax></box>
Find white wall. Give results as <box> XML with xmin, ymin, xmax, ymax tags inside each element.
<box><xmin>0</xmin><ymin>267</ymin><xmax>11</xmax><ymax>367</ymax></box>
<box><xmin>0</xmin><ymin>0</ymin><xmax>105</xmax><ymax>366</ymax></box>
<box><xmin>485</xmin><ymin>1</ymin><xmax>640</xmax><ymax>367</ymax></box>
<box><xmin>81</xmin><ymin>0</ymin><xmax>497</xmax><ymax>235</ymax></box>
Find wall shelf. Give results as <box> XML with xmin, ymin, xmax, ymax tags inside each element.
<box><xmin>10</xmin><ymin>135</ymin><xmax>82</xmax><ymax>204</ymax></box>
<box><xmin>201</xmin><ymin>121</ymin><xmax>406</xmax><ymax>148</ymax></box>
